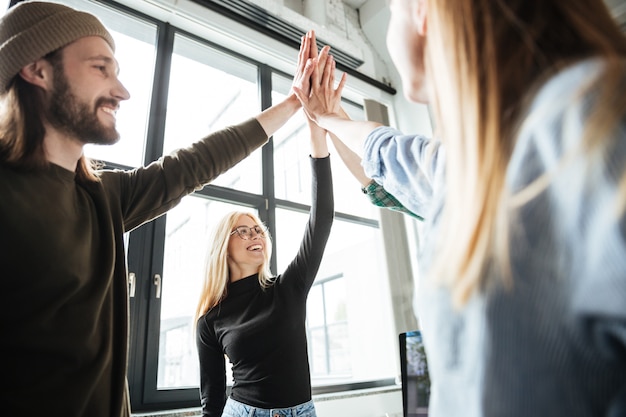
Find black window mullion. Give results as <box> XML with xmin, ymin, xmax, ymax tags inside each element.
<box><xmin>126</xmin><ymin>222</ymin><xmax>157</xmax><ymax>409</ymax></box>
<box><xmin>140</xmin><ymin>21</ymin><xmax>205</xmax><ymax>409</ymax></box>
<box><xmin>143</xmin><ymin>22</ymin><xmax>175</xmax><ymax>164</ymax></box>
<box><xmin>142</xmin><ymin>215</ymin><xmax>201</xmax><ymax>409</ymax></box>
<box><xmin>128</xmin><ymin>21</ymin><xmax>186</xmax><ymax>411</ymax></box>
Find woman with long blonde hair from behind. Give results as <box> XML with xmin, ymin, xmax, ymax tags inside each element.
<box><xmin>295</xmin><ymin>0</ymin><xmax>626</xmax><ymax>416</ymax></box>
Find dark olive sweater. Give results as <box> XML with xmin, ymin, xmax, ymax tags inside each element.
<box><xmin>0</xmin><ymin>118</ymin><xmax>267</xmax><ymax>417</ymax></box>
<box><xmin>196</xmin><ymin>156</ymin><xmax>334</xmax><ymax>417</ymax></box>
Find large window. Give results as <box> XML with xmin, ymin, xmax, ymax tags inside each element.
<box><xmin>7</xmin><ymin>0</ymin><xmax>407</xmax><ymax>412</ymax></box>
<box><xmin>151</xmin><ymin>38</ymin><xmax>265</xmax><ymax>392</ymax></box>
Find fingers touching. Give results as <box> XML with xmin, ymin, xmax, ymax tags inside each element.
<box><xmin>292</xmin><ymin>30</ymin><xmax>319</xmax><ymax>98</ymax></box>
<box><xmin>292</xmin><ymin>34</ymin><xmax>347</xmax><ymax>126</ymax></box>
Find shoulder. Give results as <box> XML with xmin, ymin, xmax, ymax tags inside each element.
<box><xmin>196</xmin><ymin>311</ymin><xmax>220</xmax><ymax>344</ymax></box>
<box><xmin>510</xmin><ymin>58</ymin><xmax>625</xmax><ymax>184</ymax></box>
<box><xmin>508</xmin><ymin>58</ymin><xmax>626</xmax><ymax>245</ymax></box>
<box><xmin>364</xmin><ymin>125</ymin><xmax>407</xmax><ymax>147</ymax></box>
<box><xmin>517</xmin><ymin>58</ymin><xmax>619</xmax><ymax>140</ymax></box>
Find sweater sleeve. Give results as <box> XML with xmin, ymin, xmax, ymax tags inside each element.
<box><xmin>362</xmin><ymin>126</ymin><xmax>443</xmax><ymax>219</ymax></box>
<box><xmin>279</xmin><ymin>155</ymin><xmax>334</xmax><ymax>292</ymax></box>
<box><xmin>101</xmin><ymin>118</ymin><xmax>268</xmax><ymax>232</ymax></box>
<box><xmin>196</xmin><ymin>316</ymin><xmax>227</xmax><ymax>417</ymax></box>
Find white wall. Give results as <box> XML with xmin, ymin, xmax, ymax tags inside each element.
<box><xmin>132</xmin><ymin>387</ymin><xmax>403</xmax><ymax>417</ymax></box>
<box><xmin>314</xmin><ymin>387</ymin><xmax>403</xmax><ymax>417</ymax></box>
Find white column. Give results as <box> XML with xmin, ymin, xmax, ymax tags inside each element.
<box><xmin>364</xmin><ymin>99</ymin><xmax>419</xmax><ymax>335</ymax></box>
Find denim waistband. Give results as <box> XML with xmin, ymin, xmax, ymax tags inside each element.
<box><xmin>223</xmin><ymin>397</ymin><xmax>316</xmax><ymax>417</ymax></box>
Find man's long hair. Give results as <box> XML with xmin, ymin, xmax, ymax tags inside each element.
<box><xmin>0</xmin><ymin>50</ymin><xmax>100</xmax><ymax>182</ymax></box>
<box><xmin>426</xmin><ymin>0</ymin><xmax>626</xmax><ymax>306</ymax></box>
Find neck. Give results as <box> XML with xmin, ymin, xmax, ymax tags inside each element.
<box><xmin>43</xmin><ymin>126</ymin><xmax>84</xmax><ymax>171</ymax></box>
<box><xmin>228</xmin><ymin>262</ymin><xmax>258</xmax><ymax>283</ymax></box>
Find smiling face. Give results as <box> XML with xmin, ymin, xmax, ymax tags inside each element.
<box><xmin>47</xmin><ymin>36</ymin><xmax>130</xmax><ymax>145</ymax></box>
<box><xmin>227</xmin><ymin>214</ymin><xmax>267</xmax><ymax>281</ymax></box>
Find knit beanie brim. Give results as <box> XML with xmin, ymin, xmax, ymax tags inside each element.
<box><xmin>0</xmin><ymin>1</ymin><xmax>115</xmax><ymax>94</ymax></box>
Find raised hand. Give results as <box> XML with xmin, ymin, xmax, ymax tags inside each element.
<box><xmin>292</xmin><ymin>42</ymin><xmax>347</xmax><ymax>127</ymax></box>
<box><xmin>291</xmin><ymin>30</ymin><xmax>325</xmax><ymax>99</ymax></box>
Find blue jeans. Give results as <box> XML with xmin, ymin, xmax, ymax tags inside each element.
<box><xmin>221</xmin><ymin>397</ymin><xmax>317</xmax><ymax>417</ymax></box>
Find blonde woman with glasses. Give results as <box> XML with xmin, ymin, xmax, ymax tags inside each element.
<box><xmin>295</xmin><ymin>1</ymin><xmax>626</xmax><ymax>416</ymax></box>
<box><xmin>195</xmin><ymin>36</ymin><xmax>336</xmax><ymax>417</ymax></box>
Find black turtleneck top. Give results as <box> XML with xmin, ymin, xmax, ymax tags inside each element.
<box><xmin>196</xmin><ymin>156</ymin><xmax>334</xmax><ymax>416</ymax></box>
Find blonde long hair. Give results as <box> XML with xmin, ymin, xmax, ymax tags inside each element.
<box><xmin>194</xmin><ymin>211</ymin><xmax>274</xmax><ymax>323</ymax></box>
<box><xmin>425</xmin><ymin>0</ymin><xmax>626</xmax><ymax>306</ymax></box>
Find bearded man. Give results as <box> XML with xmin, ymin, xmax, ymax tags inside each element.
<box><xmin>0</xmin><ymin>1</ymin><xmax>315</xmax><ymax>416</ymax></box>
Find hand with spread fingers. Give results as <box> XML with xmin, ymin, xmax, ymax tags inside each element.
<box><xmin>292</xmin><ymin>40</ymin><xmax>347</xmax><ymax>127</ymax></box>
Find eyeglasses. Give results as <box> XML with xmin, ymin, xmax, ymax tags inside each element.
<box><xmin>230</xmin><ymin>225</ymin><xmax>267</xmax><ymax>240</ymax></box>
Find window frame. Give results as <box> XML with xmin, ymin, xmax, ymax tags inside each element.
<box><xmin>23</xmin><ymin>0</ymin><xmax>410</xmax><ymax>412</ymax></box>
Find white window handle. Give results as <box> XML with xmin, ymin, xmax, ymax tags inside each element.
<box><xmin>128</xmin><ymin>272</ymin><xmax>136</xmax><ymax>298</ymax></box>
<box><xmin>154</xmin><ymin>274</ymin><xmax>162</xmax><ymax>299</ymax></box>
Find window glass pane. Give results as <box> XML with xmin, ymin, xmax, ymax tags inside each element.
<box><xmin>272</xmin><ymin>105</ymin><xmax>311</xmax><ymax>205</ymax></box>
<box><xmin>324</xmin><ymin>278</ymin><xmax>347</xmax><ymax>324</ymax></box>
<box><xmin>157</xmin><ymin>197</ymin><xmax>255</xmax><ymax>389</ymax></box>
<box><xmin>328</xmin><ymin>322</ymin><xmax>351</xmax><ymax>374</ymax></box>
<box><xmin>307</xmin><ymin>285</ymin><xmax>325</xmax><ymax>327</ymax></box>
<box><xmin>307</xmin><ymin>277</ymin><xmax>350</xmax><ymax>379</ymax></box>
<box><xmin>272</xmin><ymin>74</ymin><xmax>381</xmax><ymax>218</ymax></box>
<box><xmin>66</xmin><ymin>0</ymin><xmax>157</xmax><ymax>167</ymax></box>
<box><xmin>0</xmin><ymin>0</ymin><xmax>9</xmax><ymax>16</ymax></box>
<box><xmin>163</xmin><ymin>34</ymin><xmax>262</xmax><ymax>193</ymax></box>
<box><xmin>309</xmin><ymin>327</ymin><xmax>328</xmax><ymax>375</ymax></box>
<box><xmin>275</xmin><ymin>208</ymin><xmax>397</xmax><ymax>386</ymax></box>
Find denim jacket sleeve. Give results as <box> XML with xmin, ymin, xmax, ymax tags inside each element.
<box><xmin>362</xmin><ymin>126</ymin><xmax>444</xmax><ymax>219</ymax></box>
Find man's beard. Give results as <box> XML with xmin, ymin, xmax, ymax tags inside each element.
<box><xmin>47</xmin><ymin>69</ymin><xmax>121</xmax><ymax>146</ymax></box>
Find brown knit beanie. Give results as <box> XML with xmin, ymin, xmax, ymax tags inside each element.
<box><xmin>0</xmin><ymin>1</ymin><xmax>115</xmax><ymax>94</ymax></box>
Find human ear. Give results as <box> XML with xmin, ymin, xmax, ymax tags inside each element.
<box><xmin>414</xmin><ymin>0</ymin><xmax>428</xmax><ymax>36</ymax></box>
<box><xmin>18</xmin><ymin>59</ymin><xmax>53</xmax><ymax>91</ymax></box>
